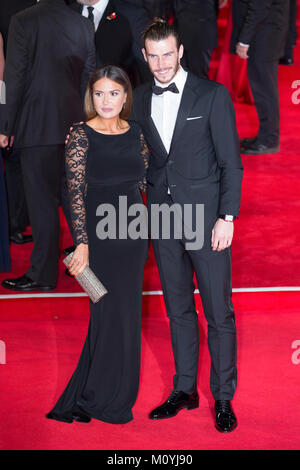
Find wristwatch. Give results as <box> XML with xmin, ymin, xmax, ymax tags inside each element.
<box><xmin>219</xmin><ymin>214</ymin><xmax>235</xmax><ymax>222</ymax></box>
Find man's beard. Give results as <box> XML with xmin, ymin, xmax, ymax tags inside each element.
<box><xmin>154</xmin><ymin>60</ymin><xmax>180</xmax><ymax>84</ymax></box>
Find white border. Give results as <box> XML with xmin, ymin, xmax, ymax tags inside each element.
<box><xmin>0</xmin><ymin>286</ymin><xmax>300</xmax><ymax>300</ymax></box>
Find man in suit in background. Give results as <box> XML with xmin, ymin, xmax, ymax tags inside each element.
<box><xmin>114</xmin><ymin>0</ymin><xmax>153</xmax><ymax>85</ymax></box>
<box><xmin>0</xmin><ymin>0</ymin><xmax>76</xmax><ymax>246</ymax></box>
<box><xmin>279</xmin><ymin>0</ymin><xmax>297</xmax><ymax>65</ymax></box>
<box><xmin>173</xmin><ymin>0</ymin><xmax>220</xmax><ymax>79</ymax></box>
<box><xmin>231</xmin><ymin>0</ymin><xmax>289</xmax><ymax>155</ymax></box>
<box><xmin>0</xmin><ymin>0</ymin><xmax>37</xmax><ymax>245</ymax></box>
<box><xmin>0</xmin><ymin>0</ymin><xmax>95</xmax><ymax>291</ymax></box>
<box><xmin>132</xmin><ymin>19</ymin><xmax>243</xmax><ymax>432</ymax></box>
<box><xmin>113</xmin><ymin>0</ymin><xmax>173</xmax><ymax>86</ymax></box>
<box><xmin>71</xmin><ymin>0</ymin><xmax>132</xmax><ymax>72</ymax></box>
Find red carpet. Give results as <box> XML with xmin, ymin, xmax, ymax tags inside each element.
<box><xmin>1</xmin><ymin>5</ymin><xmax>300</xmax><ymax>451</ymax></box>
<box><xmin>0</xmin><ymin>292</ymin><xmax>300</xmax><ymax>450</ymax></box>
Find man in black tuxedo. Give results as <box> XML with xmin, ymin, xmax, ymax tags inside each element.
<box><xmin>231</xmin><ymin>0</ymin><xmax>289</xmax><ymax>154</ymax></box>
<box><xmin>173</xmin><ymin>0</ymin><xmax>220</xmax><ymax>79</ymax></box>
<box><xmin>132</xmin><ymin>19</ymin><xmax>243</xmax><ymax>432</ymax></box>
<box><xmin>71</xmin><ymin>0</ymin><xmax>132</xmax><ymax>72</ymax></box>
<box><xmin>0</xmin><ymin>0</ymin><xmax>95</xmax><ymax>291</ymax></box>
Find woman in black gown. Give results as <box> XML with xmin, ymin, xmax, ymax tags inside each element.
<box><xmin>46</xmin><ymin>66</ymin><xmax>149</xmax><ymax>425</ymax></box>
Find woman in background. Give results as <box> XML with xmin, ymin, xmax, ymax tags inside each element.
<box><xmin>46</xmin><ymin>65</ymin><xmax>149</xmax><ymax>425</ymax></box>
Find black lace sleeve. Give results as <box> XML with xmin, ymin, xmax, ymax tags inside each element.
<box><xmin>138</xmin><ymin>132</ymin><xmax>150</xmax><ymax>193</ymax></box>
<box><xmin>65</xmin><ymin>125</ymin><xmax>89</xmax><ymax>246</ymax></box>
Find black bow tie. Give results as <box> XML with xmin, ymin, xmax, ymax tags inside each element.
<box><xmin>152</xmin><ymin>82</ymin><xmax>179</xmax><ymax>95</ymax></box>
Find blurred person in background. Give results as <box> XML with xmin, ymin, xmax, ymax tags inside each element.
<box><xmin>0</xmin><ymin>0</ymin><xmax>37</xmax><ymax>245</ymax></box>
<box><xmin>279</xmin><ymin>0</ymin><xmax>297</xmax><ymax>65</ymax></box>
<box><xmin>231</xmin><ymin>0</ymin><xmax>289</xmax><ymax>155</ymax></box>
<box><xmin>70</xmin><ymin>1</ymin><xmax>132</xmax><ymax>71</ymax></box>
<box><xmin>0</xmin><ymin>31</ymin><xmax>11</xmax><ymax>273</ymax></box>
<box><xmin>114</xmin><ymin>0</ymin><xmax>153</xmax><ymax>85</ymax></box>
<box><xmin>173</xmin><ymin>0</ymin><xmax>225</xmax><ymax>79</ymax></box>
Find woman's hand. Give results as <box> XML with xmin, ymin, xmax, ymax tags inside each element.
<box><xmin>68</xmin><ymin>243</ymin><xmax>89</xmax><ymax>276</ymax></box>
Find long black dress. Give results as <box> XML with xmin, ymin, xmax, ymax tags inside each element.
<box><xmin>46</xmin><ymin>121</ymin><xmax>149</xmax><ymax>424</ymax></box>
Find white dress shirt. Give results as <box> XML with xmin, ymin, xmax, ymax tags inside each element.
<box><xmin>151</xmin><ymin>67</ymin><xmax>187</xmax><ymax>194</ymax></box>
<box><xmin>82</xmin><ymin>0</ymin><xmax>109</xmax><ymax>32</ymax></box>
<box><xmin>151</xmin><ymin>66</ymin><xmax>187</xmax><ymax>155</ymax></box>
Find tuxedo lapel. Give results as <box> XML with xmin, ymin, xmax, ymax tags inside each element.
<box><xmin>142</xmin><ymin>85</ymin><xmax>169</xmax><ymax>159</ymax></box>
<box><xmin>169</xmin><ymin>74</ymin><xmax>197</xmax><ymax>155</ymax></box>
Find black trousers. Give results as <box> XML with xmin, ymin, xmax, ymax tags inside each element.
<box><xmin>284</xmin><ymin>0</ymin><xmax>297</xmax><ymax>57</ymax></box>
<box><xmin>151</xmin><ymin>196</ymin><xmax>237</xmax><ymax>400</ymax></box>
<box><xmin>247</xmin><ymin>56</ymin><xmax>280</xmax><ymax>147</ymax></box>
<box><xmin>4</xmin><ymin>147</ymin><xmax>29</xmax><ymax>235</ymax></box>
<box><xmin>20</xmin><ymin>145</ymin><xmax>65</xmax><ymax>286</ymax></box>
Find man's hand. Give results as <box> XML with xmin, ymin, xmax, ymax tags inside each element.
<box><xmin>0</xmin><ymin>134</ymin><xmax>9</xmax><ymax>148</ymax></box>
<box><xmin>65</xmin><ymin>121</ymin><xmax>84</xmax><ymax>145</ymax></box>
<box><xmin>236</xmin><ymin>43</ymin><xmax>249</xmax><ymax>59</ymax></box>
<box><xmin>68</xmin><ymin>243</ymin><xmax>89</xmax><ymax>276</ymax></box>
<box><xmin>219</xmin><ymin>0</ymin><xmax>228</xmax><ymax>8</ymax></box>
<box><xmin>211</xmin><ymin>218</ymin><xmax>234</xmax><ymax>252</ymax></box>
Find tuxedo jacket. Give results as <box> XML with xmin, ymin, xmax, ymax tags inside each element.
<box><xmin>131</xmin><ymin>74</ymin><xmax>243</xmax><ymax>233</ymax></box>
<box><xmin>0</xmin><ymin>0</ymin><xmax>37</xmax><ymax>56</ymax></box>
<box><xmin>0</xmin><ymin>0</ymin><xmax>95</xmax><ymax>148</ymax></box>
<box><xmin>230</xmin><ymin>0</ymin><xmax>289</xmax><ymax>61</ymax></box>
<box><xmin>173</xmin><ymin>0</ymin><xmax>219</xmax><ymax>51</ymax></box>
<box><xmin>70</xmin><ymin>0</ymin><xmax>132</xmax><ymax>70</ymax></box>
<box><xmin>114</xmin><ymin>0</ymin><xmax>152</xmax><ymax>60</ymax></box>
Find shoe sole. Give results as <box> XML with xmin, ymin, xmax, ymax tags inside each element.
<box><xmin>149</xmin><ymin>402</ymin><xmax>199</xmax><ymax>420</ymax></box>
<box><xmin>241</xmin><ymin>147</ymin><xmax>279</xmax><ymax>155</ymax></box>
<box><xmin>215</xmin><ymin>421</ymin><xmax>238</xmax><ymax>433</ymax></box>
<box><xmin>10</xmin><ymin>241</ymin><xmax>33</xmax><ymax>245</ymax></box>
<box><xmin>1</xmin><ymin>283</ymin><xmax>56</xmax><ymax>292</ymax></box>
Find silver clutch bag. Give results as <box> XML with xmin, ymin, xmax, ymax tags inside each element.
<box><xmin>63</xmin><ymin>253</ymin><xmax>108</xmax><ymax>304</ymax></box>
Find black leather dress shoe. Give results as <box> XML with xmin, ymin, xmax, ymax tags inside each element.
<box><xmin>241</xmin><ymin>141</ymin><xmax>279</xmax><ymax>155</ymax></box>
<box><xmin>240</xmin><ymin>136</ymin><xmax>257</xmax><ymax>147</ymax></box>
<box><xmin>215</xmin><ymin>400</ymin><xmax>237</xmax><ymax>433</ymax></box>
<box><xmin>10</xmin><ymin>232</ymin><xmax>33</xmax><ymax>244</ymax></box>
<box><xmin>63</xmin><ymin>245</ymin><xmax>75</xmax><ymax>256</ymax></box>
<box><xmin>279</xmin><ymin>56</ymin><xmax>294</xmax><ymax>65</ymax></box>
<box><xmin>149</xmin><ymin>390</ymin><xmax>199</xmax><ymax>420</ymax></box>
<box><xmin>1</xmin><ymin>274</ymin><xmax>56</xmax><ymax>292</ymax></box>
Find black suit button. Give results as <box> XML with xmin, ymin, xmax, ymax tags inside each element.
<box><xmin>168</xmin><ymin>160</ymin><xmax>174</xmax><ymax>165</ymax></box>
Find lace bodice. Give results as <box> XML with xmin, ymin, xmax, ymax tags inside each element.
<box><xmin>65</xmin><ymin>123</ymin><xmax>149</xmax><ymax>246</ymax></box>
